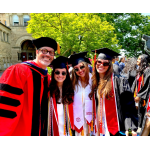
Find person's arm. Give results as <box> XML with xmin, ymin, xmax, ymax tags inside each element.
<box><xmin>137</xmin><ymin>74</ymin><xmax>150</xmax><ymax>100</ymax></box>
<box><xmin>0</xmin><ymin>64</ymin><xmax>29</xmax><ymax>135</ymax></box>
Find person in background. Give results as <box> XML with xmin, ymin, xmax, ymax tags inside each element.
<box><xmin>48</xmin><ymin>56</ymin><xmax>74</xmax><ymax>136</ymax></box>
<box><xmin>0</xmin><ymin>37</ymin><xmax>59</xmax><ymax>135</ymax></box>
<box><xmin>121</xmin><ymin>57</ymin><xmax>138</xmax><ymax>87</ymax></box>
<box><xmin>69</xmin><ymin>52</ymin><xmax>96</xmax><ymax>136</ymax></box>
<box><xmin>112</xmin><ymin>56</ymin><xmax>116</xmax><ymax>64</ymax></box>
<box><xmin>90</xmin><ymin>48</ymin><xmax>138</xmax><ymax>136</ymax></box>
<box><xmin>113</xmin><ymin>55</ymin><xmax>121</xmax><ymax>77</ymax></box>
<box><xmin>131</xmin><ymin>52</ymin><xmax>150</xmax><ymax>136</ymax></box>
<box><xmin>114</xmin><ymin>56</ymin><xmax>119</xmax><ymax>66</ymax></box>
<box><xmin>119</xmin><ymin>56</ymin><xmax>126</xmax><ymax>73</ymax></box>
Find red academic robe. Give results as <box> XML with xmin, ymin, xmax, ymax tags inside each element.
<box><xmin>0</xmin><ymin>61</ymin><xmax>50</xmax><ymax>136</ymax></box>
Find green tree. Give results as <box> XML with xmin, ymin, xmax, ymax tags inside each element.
<box><xmin>97</xmin><ymin>13</ymin><xmax>150</xmax><ymax>57</ymax></box>
<box><xmin>27</xmin><ymin>13</ymin><xmax>121</xmax><ymax>58</ymax></box>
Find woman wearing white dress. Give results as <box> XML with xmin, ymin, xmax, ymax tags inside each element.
<box><xmin>69</xmin><ymin>52</ymin><xmax>96</xmax><ymax>136</ymax></box>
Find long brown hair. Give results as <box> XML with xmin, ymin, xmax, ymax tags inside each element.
<box><xmin>71</xmin><ymin>62</ymin><xmax>89</xmax><ymax>91</ymax></box>
<box><xmin>89</xmin><ymin>60</ymin><xmax>113</xmax><ymax>100</ymax></box>
<box><xmin>50</xmin><ymin>68</ymin><xmax>74</xmax><ymax>104</ymax></box>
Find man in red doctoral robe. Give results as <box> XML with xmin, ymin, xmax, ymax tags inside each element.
<box><xmin>0</xmin><ymin>37</ymin><xmax>60</xmax><ymax>136</ymax></box>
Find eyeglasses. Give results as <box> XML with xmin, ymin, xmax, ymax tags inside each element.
<box><xmin>39</xmin><ymin>49</ymin><xmax>55</xmax><ymax>56</ymax></box>
<box><xmin>96</xmin><ymin>60</ymin><xmax>110</xmax><ymax>66</ymax></box>
<box><xmin>54</xmin><ymin>71</ymin><xmax>67</xmax><ymax>76</ymax></box>
<box><xmin>74</xmin><ymin>65</ymin><xmax>85</xmax><ymax>72</ymax></box>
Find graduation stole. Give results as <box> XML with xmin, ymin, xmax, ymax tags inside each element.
<box><xmin>48</xmin><ymin>95</ymin><xmax>74</xmax><ymax>136</ymax></box>
<box><xmin>74</xmin><ymin>86</ymin><xmax>96</xmax><ymax>135</ymax></box>
<box><xmin>134</xmin><ymin>74</ymin><xmax>146</xmax><ymax>107</ymax></box>
<box><xmin>98</xmin><ymin>74</ymin><xmax>119</xmax><ymax>135</ymax></box>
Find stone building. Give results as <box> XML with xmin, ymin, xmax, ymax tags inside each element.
<box><xmin>0</xmin><ymin>13</ymin><xmax>36</xmax><ymax>71</ymax></box>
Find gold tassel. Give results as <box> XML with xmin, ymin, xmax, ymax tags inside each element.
<box><xmin>91</xmin><ymin>121</ymin><xmax>93</xmax><ymax>131</ymax></box>
<box><xmin>69</xmin><ymin>128</ymin><xmax>72</xmax><ymax>136</ymax></box>
<box><xmin>57</xmin><ymin>42</ymin><xmax>60</xmax><ymax>54</ymax></box>
<box><xmin>142</xmin><ymin>74</ymin><xmax>144</xmax><ymax>87</ymax></box>
<box><xmin>64</xmin><ymin>106</ymin><xmax>66</xmax><ymax>135</ymax></box>
<box><xmin>143</xmin><ymin>100</ymin><xmax>146</xmax><ymax>107</ymax></box>
<box><xmin>64</xmin><ymin>125</ymin><xmax>66</xmax><ymax>135</ymax></box>
<box><xmin>81</xmin><ymin>129</ymin><xmax>84</xmax><ymax>136</ymax></box>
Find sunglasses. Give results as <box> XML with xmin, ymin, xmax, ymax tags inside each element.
<box><xmin>96</xmin><ymin>60</ymin><xmax>110</xmax><ymax>66</ymax></box>
<box><xmin>74</xmin><ymin>65</ymin><xmax>85</xmax><ymax>72</ymax></box>
<box><xmin>39</xmin><ymin>49</ymin><xmax>55</xmax><ymax>56</ymax></box>
<box><xmin>54</xmin><ymin>71</ymin><xmax>67</xmax><ymax>76</ymax></box>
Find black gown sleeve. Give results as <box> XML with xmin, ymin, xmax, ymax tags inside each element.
<box><xmin>137</xmin><ymin>69</ymin><xmax>150</xmax><ymax>100</ymax></box>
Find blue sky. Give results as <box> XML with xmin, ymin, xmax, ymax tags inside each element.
<box><xmin>142</xmin><ymin>13</ymin><xmax>150</xmax><ymax>16</ymax></box>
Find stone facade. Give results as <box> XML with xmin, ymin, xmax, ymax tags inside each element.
<box><xmin>0</xmin><ymin>13</ymin><xmax>35</xmax><ymax>71</ymax></box>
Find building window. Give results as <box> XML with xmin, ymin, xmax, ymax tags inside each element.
<box><xmin>6</xmin><ymin>33</ymin><xmax>9</xmax><ymax>42</ymax></box>
<box><xmin>23</xmin><ymin>15</ymin><xmax>30</xmax><ymax>26</ymax></box>
<box><xmin>12</xmin><ymin>15</ymin><xmax>19</xmax><ymax>26</ymax></box>
<box><xmin>3</xmin><ymin>32</ymin><xmax>5</xmax><ymax>41</ymax></box>
<box><xmin>5</xmin><ymin>20</ymin><xmax>6</xmax><ymax>26</ymax></box>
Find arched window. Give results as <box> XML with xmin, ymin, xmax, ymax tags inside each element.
<box><xmin>12</xmin><ymin>15</ymin><xmax>19</xmax><ymax>26</ymax></box>
<box><xmin>23</xmin><ymin>15</ymin><xmax>30</xmax><ymax>26</ymax></box>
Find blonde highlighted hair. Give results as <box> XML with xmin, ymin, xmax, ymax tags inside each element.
<box><xmin>71</xmin><ymin>62</ymin><xmax>89</xmax><ymax>91</ymax></box>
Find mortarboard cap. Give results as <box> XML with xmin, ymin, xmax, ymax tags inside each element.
<box><xmin>68</xmin><ymin>51</ymin><xmax>91</xmax><ymax>67</ymax></box>
<box><xmin>91</xmin><ymin>48</ymin><xmax>120</xmax><ymax>60</ymax></box>
<box><xmin>50</xmin><ymin>56</ymin><xmax>68</xmax><ymax>69</ymax></box>
<box><xmin>32</xmin><ymin>37</ymin><xmax>60</xmax><ymax>54</ymax></box>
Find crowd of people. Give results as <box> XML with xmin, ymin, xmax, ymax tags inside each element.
<box><xmin>0</xmin><ymin>36</ymin><xmax>150</xmax><ymax>136</ymax></box>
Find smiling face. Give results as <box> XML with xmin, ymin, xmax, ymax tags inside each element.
<box><xmin>137</xmin><ymin>56</ymin><xmax>141</xmax><ymax>66</ymax></box>
<box><xmin>54</xmin><ymin>68</ymin><xmax>67</xmax><ymax>84</ymax></box>
<box><xmin>96</xmin><ymin>59</ymin><xmax>110</xmax><ymax>75</ymax></box>
<box><xmin>36</xmin><ymin>46</ymin><xmax>55</xmax><ymax>69</ymax></box>
<box><xmin>73</xmin><ymin>62</ymin><xmax>86</xmax><ymax>78</ymax></box>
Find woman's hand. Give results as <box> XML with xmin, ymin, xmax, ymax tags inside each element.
<box><xmin>134</xmin><ymin>96</ymin><xmax>140</xmax><ymax>103</ymax></box>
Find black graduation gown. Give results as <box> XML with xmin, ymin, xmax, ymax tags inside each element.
<box><xmin>131</xmin><ymin>68</ymin><xmax>150</xmax><ymax>135</ymax></box>
<box><xmin>95</xmin><ymin>74</ymin><xmax>138</xmax><ymax>135</ymax></box>
<box><xmin>113</xmin><ymin>63</ymin><xmax>121</xmax><ymax>77</ymax></box>
<box><xmin>127</xmin><ymin>70</ymin><xmax>137</xmax><ymax>88</ymax></box>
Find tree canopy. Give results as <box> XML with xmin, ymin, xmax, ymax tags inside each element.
<box><xmin>27</xmin><ymin>13</ymin><xmax>121</xmax><ymax>58</ymax></box>
<box><xmin>97</xmin><ymin>13</ymin><xmax>150</xmax><ymax>57</ymax></box>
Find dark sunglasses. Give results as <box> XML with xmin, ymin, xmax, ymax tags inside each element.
<box><xmin>74</xmin><ymin>65</ymin><xmax>85</xmax><ymax>72</ymax></box>
<box><xmin>54</xmin><ymin>71</ymin><xmax>67</xmax><ymax>76</ymax></box>
<box><xmin>39</xmin><ymin>49</ymin><xmax>55</xmax><ymax>56</ymax></box>
<box><xmin>96</xmin><ymin>60</ymin><xmax>110</xmax><ymax>66</ymax></box>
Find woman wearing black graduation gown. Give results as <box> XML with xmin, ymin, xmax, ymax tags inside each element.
<box><xmin>121</xmin><ymin>57</ymin><xmax>137</xmax><ymax>88</ymax></box>
<box><xmin>48</xmin><ymin>56</ymin><xmax>74</xmax><ymax>136</ymax></box>
<box><xmin>131</xmin><ymin>53</ymin><xmax>150</xmax><ymax>136</ymax></box>
<box><xmin>89</xmin><ymin>48</ymin><xmax>138</xmax><ymax>136</ymax></box>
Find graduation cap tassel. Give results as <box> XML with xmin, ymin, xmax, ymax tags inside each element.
<box><xmin>57</xmin><ymin>42</ymin><xmax>60</xmax><ymax>54</ymax></box>
<box><xmin>93</xmin><ymin>49</ymin><xmax>97</xmax><ymax>71</ymax></box>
